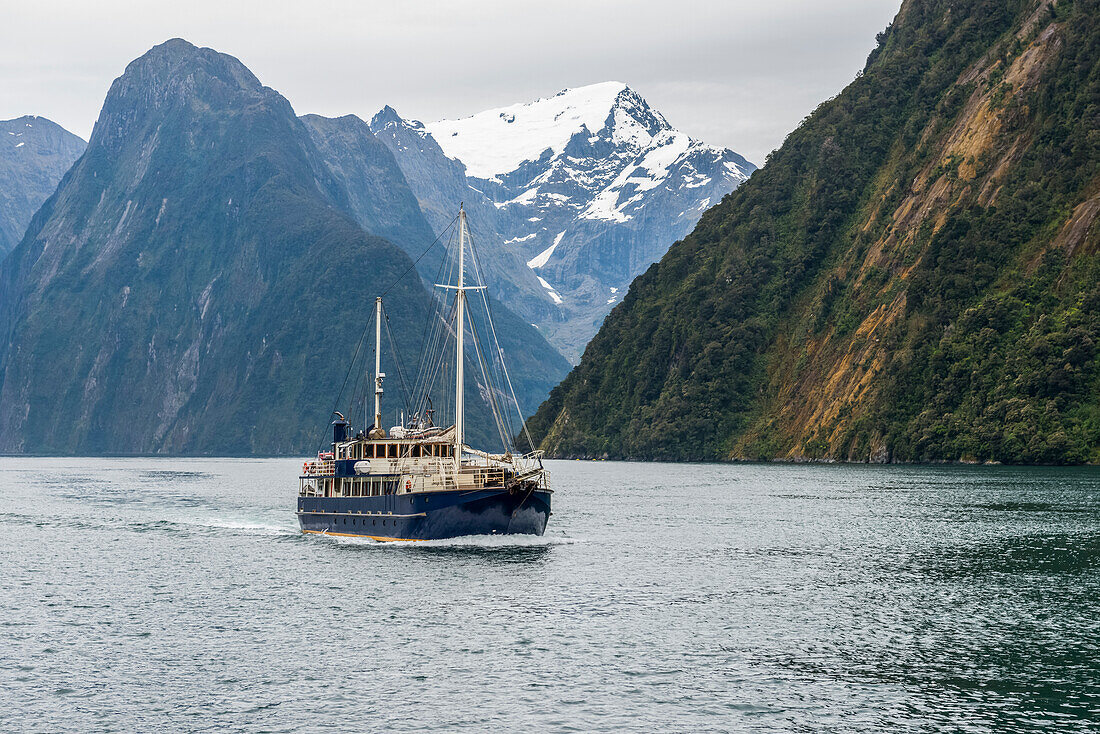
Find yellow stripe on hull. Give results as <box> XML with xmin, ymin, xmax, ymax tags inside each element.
<box><xmin>301</xmin><ymin>528</ymin><xmax>426</xmax><ymax>542</ymax></box>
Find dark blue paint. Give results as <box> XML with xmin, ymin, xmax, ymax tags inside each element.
<box><xmin>297</xmin><ymin>488</ymin><xmax>551</xmax><ymax>540</ymax></box>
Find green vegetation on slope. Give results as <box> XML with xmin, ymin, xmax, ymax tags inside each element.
<box><xmin>529</xmin><ymin>0</ymin><xmax>1100</xmax><ymax>464</ymax></box>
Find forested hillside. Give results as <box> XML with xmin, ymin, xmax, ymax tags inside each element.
<box><xmin>528</xmin><ymin>0</ymin><xmax>1100</xmax><ymax>464</ymax></box>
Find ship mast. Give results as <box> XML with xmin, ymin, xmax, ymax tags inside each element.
<box><xmin>373</xmin><ymin>296</ymin><xmax>384</xmax><ymax>432</ymax></box>
<box><xmin>454</xmin><ymin>206</ymin><xmax>467</xmax><ymax>467</ymax></box>
<box><xmin>433</xmin><ymin>205</ymin><xmax>485</xmax><ymax>466</ymax></box>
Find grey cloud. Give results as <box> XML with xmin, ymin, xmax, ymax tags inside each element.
<box><xmin>0</xmin><ymin>0</ymin><xmax>901</xmax><ymax>164</ymax></box>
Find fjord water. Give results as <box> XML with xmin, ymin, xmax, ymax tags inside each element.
<box><xmin>1</xmin><ymin>459</ymin><xmax>1097</xmax><ymax>732</ymax></box>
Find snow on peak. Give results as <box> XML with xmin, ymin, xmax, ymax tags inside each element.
<box><xmin>526</xmin><ymin>231</ymin><xmax>566</xmax><ymax>269</ymax></box>
<box><xmin>426</xmin><ymin>82</ymin><xmax>657</xmax><ymax>181</ymax></box>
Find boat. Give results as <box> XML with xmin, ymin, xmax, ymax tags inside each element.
<box><xmin>296</xmin><ymin>206</ymin><xmax>552</xmax><ymax>541</ymax></box>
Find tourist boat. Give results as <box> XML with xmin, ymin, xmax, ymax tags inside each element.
<box><xmin>296</xmin><ymin>206</ymin><xmax>551</xmax><ymax>541</ymax></box>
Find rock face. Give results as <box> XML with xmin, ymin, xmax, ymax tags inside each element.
<box><xmin>368</xmin><ymin>107</ymin><xmax>554</xmax><ymax>325</ymax></box>
<box><xmin>300</xmin><ymin>112</ymin><xmax>570</xmax><ymax>416</ymax></box>
<box><xmin>0</xmin><ymin>116</ymin><xmax>85</xmax><ymax>260</ymax></box>
<box><xmin>0</xmin><ymin>39</ymin><xmax>563</xmax><ymax>455</ymax></box>
<box><xmin>527</xmin><ymin>0</ymin><xmax>1100</xmax><ymax>464</ymax></box>
<box><xmin>373</xmin><ymin>84</ymin><xmax>755</xmax><ymax>361</ymax></box>
<box><xmin>299</xmin><ymin>113</ymin><xmax>436</xmax><ymax>252</ymax></box>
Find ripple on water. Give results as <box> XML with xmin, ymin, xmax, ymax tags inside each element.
<box><xmin>0</xmin><ymin>458</ymin><xmax>1097</xmax><ymax>733</ymax></box>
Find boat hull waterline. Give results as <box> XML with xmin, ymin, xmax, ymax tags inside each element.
<box><xmin>297</xmin><ymin>487</ymin><xmax>551</xmax><ymax>541</ymax></box>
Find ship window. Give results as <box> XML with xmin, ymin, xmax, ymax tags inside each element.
<box><xmin>388</xmin><ymin>444</ymin><xmax>396</xmax><ymax>458</ymax></box>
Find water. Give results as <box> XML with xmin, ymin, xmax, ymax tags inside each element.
<box><xmin>1</xmin><ymin>458</ymin><xmax>1098</xmax><ymax>733</ymax></box>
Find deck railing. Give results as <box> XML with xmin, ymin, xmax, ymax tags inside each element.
<box><xmin>302</xmin><ymin>460</ymin><xmax>335</xmax><ymax>477</ymax></box>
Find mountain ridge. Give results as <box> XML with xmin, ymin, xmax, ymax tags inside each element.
<box><xmin>0</xmin><ymin>39</ymin><xmax>560</xmax><ymax>454</ymax></box>
<box><xmin>0</xmin><ymin>115</ymin><xmax>85</xmax><ymax>260</ymax></box>
<box><xmin>528</xmin><ymin>0</ymin><xmax>1100</xmax><ymax>464</ymax></box>
<box><xmin>374</xmin><ymin>83</ymin><xmax>755</xmax><ymax>361</ymax></box>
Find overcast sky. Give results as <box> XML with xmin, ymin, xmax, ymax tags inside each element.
<box><xmin>1</xmin><ymin>0</ymin><xmax>901</xmax><ymax>165</ymax></box>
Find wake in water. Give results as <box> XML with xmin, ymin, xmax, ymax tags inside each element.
<box><xmin>328</xmin><ymin>533</ymin><xmax>583</xmax><ymax>549</ymax></box>
<box><xmin>167</xmin><ymin>516</ymin><xmax>299</xmax><ymax>536</ymax></box>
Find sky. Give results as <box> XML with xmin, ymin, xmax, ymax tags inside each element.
<box><xmin>0</xmin><ymin>0</ymin><xmax>902</xmax><ymax>165</ymax></box>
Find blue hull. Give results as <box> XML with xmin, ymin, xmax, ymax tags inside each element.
<box><xmin>297</xmin><ymin>487</ymin><xmax>551</xmax><ymax>541</ymax></box>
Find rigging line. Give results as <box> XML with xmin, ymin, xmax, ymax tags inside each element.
<box><xmin>463</xmin><ymin>227</ymin><xmax>516</xmax><ymax>444</ymax></box>
<box><xmin>380</xmin><ymin>213</ymin><xmax>459</xmax><ymax>299</ymax></box>
<box><xmin>350</xmin><ymin>325</ymin><xmax>375</xmax><ymax>428</ymax></box>
<box><xmin>466</xmin><ymin>226</ymin><xmax>537</xmax><ymax>452</ymax></box>
<box><xmin>410</xmin><ymin>290</ymin><xmax>453</xmax><ymax>415</ymax></box>
<box><xmin>382</xmin><ymin>304</ymin><xmax>414</xmax><ymax>420</ymax></box>
<box><xmin>415</xmin><ymin>305</ymin><xmax>457</xmax><ymax>421</ymax></box>
<box><xmin>315</xmin><ymin>215</ymin><xmax>457</xmax><ymax>452</ymax></box>
<box><xmin>413</xmin><ymin>228</ymin><xmax>459</xmax><ymax>414</ymax></box>
<box><xmin>413</xmin><ymin>222</ymin><xmax>457</xmax><ymax>376</ymax></box>
<box><xmin>467</xmin><ymin>304</ymin><xmax>511</xmax><ymax>452</ymax></box>
<box><xmin>316</xmin><ymin>300</ymin><xmax>376</xmax><ymax>455</ymax></box>
<box><xmin>464</xmin><ymin>249</ymin><xmax>514</xmax><ymax>442</ymax></box>
<box><xmin>411</xmin><ymin>223</ymin><xmax>458</xmax><ymax>405</ymax></box>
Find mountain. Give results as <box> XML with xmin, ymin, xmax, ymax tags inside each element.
<box><xmin>528</xmin><ymin>0</ymin><xmax>1100</xmax><ymax>464</ymax></box>
<box><xmin>368</xmin><ymin>106</ymin><xmax>558</xmax><ymax>326</ymax></box>
<box><xmin>0</xmin><ymin>116</ymin><xmax>85</xmax><ymax>260</ymax></box>
<box><xmin>299</xmin><ymin>113</ymin><xmax>437</xmax><ymax>251</ymax></box>
<box><xmin>373</xmin><ymin>84</ymin><xmax>755</xmax><ymax>361</ymax></box>
<box><xmin>0</xmin><ymin>39</ymin><xmax>554</xmax><ymax>455</ymax></box>
<box><xmin>299</xmin><ymin>112</ymin><xmax>570</xmax><ymax>415</ymax></box>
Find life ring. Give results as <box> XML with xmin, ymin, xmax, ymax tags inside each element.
<box><xmin>302</xmin><ymin>462</ymin><xmax>309</xmax><ymax>474</ymax></box>
<box><xmin>405</xmin><ymin>479</ymin><xmax>412</xmax><ymax>491</ymax></box>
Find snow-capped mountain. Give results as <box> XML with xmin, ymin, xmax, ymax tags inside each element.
<box><xmin>374</xmin><ymin>82</ymin><xmax>755</xmax><ymax>362</ymax></box>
